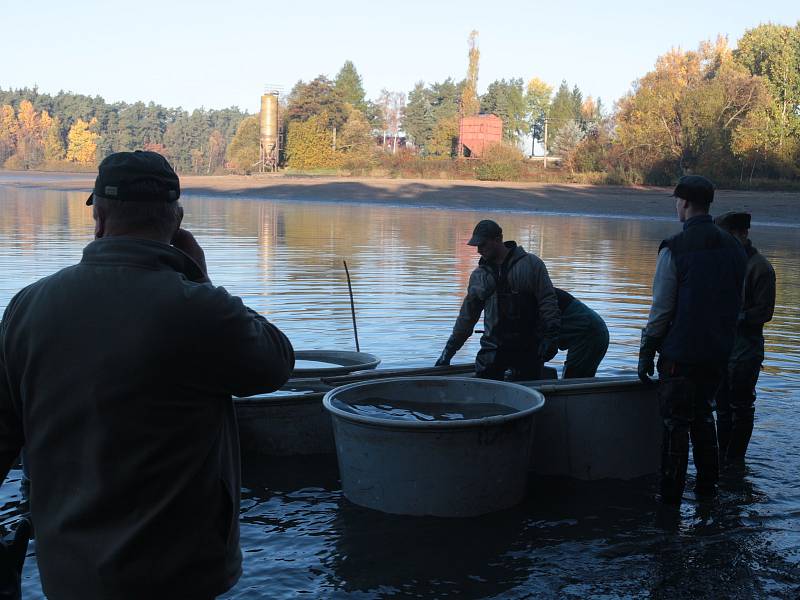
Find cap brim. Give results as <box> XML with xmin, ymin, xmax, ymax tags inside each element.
<box><xmin>86</xmin><ymin>193</ymin><xmax>94</xmax><ymax>206</ymax></box>
<box><xmin>467</xmin><ymin>235</ymin><xmax>484</xmax><ymax>246</ymax></box>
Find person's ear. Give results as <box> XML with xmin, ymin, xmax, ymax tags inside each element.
<box><xmin>93</xmin><ymin>205</ymin><xmax>105</xmax><ymax>239</ymax></box>
<box><xmin>176</xmin><ymin>205</ymin><xmax>184</xmax><ymax>231</ymax></box>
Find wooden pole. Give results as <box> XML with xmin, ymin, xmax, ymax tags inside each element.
<box><xmin>343</xmin><ymin>260</ymin><xmax>360</xmax><ymax>352</ymax></box>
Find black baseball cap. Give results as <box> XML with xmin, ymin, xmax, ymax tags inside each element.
<box><xmin>715</xmin><ymin>211</ymin><xmax>751</xmax><ymax>231</ymax></box>
<box><xmin>467</xmin><ymin>219</ymin><xmax>503</xmax><ymax>246</ymax></box>
<box><xmin>672</xmin><ymin>175</ymin><xmax>714</xmax><ymax>205</ymax></box>
<box><xmin>86</xmin><ymin>150</ymin><xmax>180</xmax><ymax>206</ymax></box>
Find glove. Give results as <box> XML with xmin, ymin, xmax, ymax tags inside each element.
<box><xmin>0</xmin><ymin>517</ymin><xmax>31</xmax><ymax>600</ymax></box>
<box><xmin>638</xmin><ymin>331</ymin><xmax>660</xmax><ymax>384</ymax></box>
<box><xmin>538</xmin><ymin>338</ymin><xmax>558</xmax><ymax>363</ymax></box>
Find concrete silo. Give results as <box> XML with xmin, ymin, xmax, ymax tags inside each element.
<box><xmin>259</xmin><ymin>91</ymin><xmax>280</xmax><ymax>171</ymax></box>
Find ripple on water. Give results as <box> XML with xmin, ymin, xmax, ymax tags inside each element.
<box><xmin>1</xmin><ymin>187</ymin><xmax>799</xmax><ymax>598</ymax></box>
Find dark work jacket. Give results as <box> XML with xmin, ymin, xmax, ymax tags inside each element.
<box><xmin>555</xmin><ymin>288</ymin><xmax>575</xmax><ymax>312</ymax></box>
<box><xmin>659</xmin><ymin>215</ymin><xmax>747</xmax><ymax>364</ymax></box>
<box><xmin>0</xmin><ymin>238</ymin><xmax>295</xmax><ymax>600</ymax></box>
<box><xmin>441</xmin><ymin>242</ymin><xmax>560</xmax><ymax>362</ymax></box>
<box><xmin>730</xmin><ymin>241</ymin><xmax>776</xmax><ymax>362</ymax></box>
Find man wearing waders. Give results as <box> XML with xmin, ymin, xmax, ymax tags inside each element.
<box><xmin>638</xmin><ymin>176</ymin><xmax>746</xmax><ymax>505</ymax></box>
<box><xmin>435</xmin><ymin>219</ymin><xmax>561</xmax><ymax>380</ymax></box>
<box><xmin>714</xmin><ymin>212</ymin><xmax>775</xmax><ymax>465</ymax></box>
<box><xmin>555</xmin><ymin>288</ymin><xmax>609</xmax><ymax>378</ymax></box>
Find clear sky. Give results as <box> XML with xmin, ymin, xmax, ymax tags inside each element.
<box><xmin>2</xmin><ymin>0</ymin><xmax>797</xmax><ymax>113</ymax></box>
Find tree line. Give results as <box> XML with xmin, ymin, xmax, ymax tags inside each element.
<box><xmin>1</xmin><ymin>22</ymin><xmax>798</xmax><ymax>186</ymax></box>
<box><xmin>0</xmin><ymin>89</ymin><xmax>247</xmax><ymax>173</ymax></box>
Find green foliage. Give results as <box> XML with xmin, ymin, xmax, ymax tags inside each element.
<box><xmin>403</xmin><ymin>79</ymin><xmax>462</xmax><ymax>155</ymax></box>
<box><xmin>547</xmin><ymin>81</ymin><xmax>584</xmax><ymax>146</ymax></box>
<box><xmin>334</xmin><ymin>61</ymin><xmax>368</xmax><ymax>113</ymax></box>
<box><xmin>286</xmin><ymin>77</ymin><xmax>347</xmax><ymax>130</ymax></box>
<box><xmin>225</xmin><ymin>116</ymin><xmax>260</xmax><ymax>173</ymax></box>
<box><xmin>285</xmin><ymin>115</ymin><xmax>340</xmax><ymax>170</ymax></box>
<box><xmin>480</xmin><ymin>78</ymin><xmax>527</xmax><ymax>141</ymax></box>
<box><xmin>404</xmin><ymin>82</ymin><xmax>436</xmax><ymax>151</ymax></box>
<box><xmin>474</xmin><ymin>143</ymin><xmax>525</xmax><ymax>181</ymax></box>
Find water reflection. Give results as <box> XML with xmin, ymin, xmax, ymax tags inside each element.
<box><xmin>1</xmin><ymin>186</ymin><xmax>799</xmax><ymax>598</ymax></box>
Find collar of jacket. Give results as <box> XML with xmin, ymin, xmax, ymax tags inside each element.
<box><xmin>478</xmin><ymin>240</ymin><xmax>523</xmax><ymax>269</ymax></box>
<box><xmin>80</xmin><ymin>237</ymin><xmax>208</xmax><ymax>283</ymax></box>
<box><xmin>743</xmin><ymin>238</ymin><xmax>758</xmax><ymax>258</ymax></box>
<box><xmin>683</xmin><ymin>214</ymin><xmax>712</xmax><ymax>230</ymax></box>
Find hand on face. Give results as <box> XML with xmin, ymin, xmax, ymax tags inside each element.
<box><xmin>171</xmin><ymin>228</ymin><xmax>210</xmax><ymax>282</ymax></box>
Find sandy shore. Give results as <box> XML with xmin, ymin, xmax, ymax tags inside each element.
<box><xmin>1</xmin><ymin>171</ymin><xmax>797</xmax><ymax>225</ymax></box>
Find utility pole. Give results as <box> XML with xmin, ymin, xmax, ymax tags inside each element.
<box><xmin>543</xmin><ymin>118</ymin><xmax>549</xmax><ymax>169</ymax></box>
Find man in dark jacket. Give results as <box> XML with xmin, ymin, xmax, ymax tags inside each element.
<box><xmin>555</xmin><ymin>288</ymin><xmax>609</xmax><ymax>378</ymax></box>
<box><xmin>435</xmin><ymin>219</ymin><xmax>561</xmax><ymax>380</ymax></box>
<box><xmin>714</xmin><ymin>212</ymin><xmax>776</xmax><ymax>464</ymax></box>
<box><xmin>638</xmin><ymin>175</ymin><xmax>746</xmax><ymax>505</ymax></box>
<box><xmin>0</xmin><ymin>151</ymin><xmax>295</xmax><ymax>599</ymax></box>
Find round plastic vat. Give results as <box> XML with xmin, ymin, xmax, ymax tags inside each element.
<box><xmin>323</xmin><ymin>376</ymin><xmax>545</xmax><ymax>517</ymax></box>
<box><xmin>292</xmin><ymin>350</ymin><xmax>381</xmax><ymax>378</ymax></box>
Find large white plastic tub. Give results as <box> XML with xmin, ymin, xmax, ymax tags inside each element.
<box><xmin>323</xmin><ymin>376</ymin><xmax>545</xmax><ymax>517</ymax></box>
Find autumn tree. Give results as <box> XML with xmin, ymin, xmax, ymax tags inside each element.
<box><xmin>0</xmin><ymin>105</ymin><xmax>19</xmax><ymax>165</ymax></box>
<box><xmin>338</xmin><ymin>107</ymin><xmax>376</xmax><ymax>171</ymax></box>
<box><xmin>461</xmin><ymin>30</ymin><xmax>480</xmax><ymax>117</ymax></box>
<box><xmin>225</xmin><ymin>116</ymin><xmax>260</xmax><ymax>173</ymax></box>
<box><xmin>285</xmin><ymin>115</ymin><xmax>339</xmax><ymax>170</ymax></box>
<box><xmin>615</xmin><ymin>38</ymin><xmax>769</xmax><ymax>182</ymax></box>
<box><xmin>66</xmin><ymin>118</ymin><xmax>99</xmax><ymax>164</ymax></box>
<box><xmin>41</xmin><ymin>112</ymin><xmax>66</xmax><ymax>162</ymax></box>
<box><xmin>206</xmin><ymin>129</ymin><xmax>226</xmax><ymax>174</ymax></box>
<box><xmin>525</xmin><ymin>77</ymin><xmax>553</xmax><ymax>141</ymax></box>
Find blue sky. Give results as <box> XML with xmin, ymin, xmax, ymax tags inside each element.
<box><xmin>2</xmin><ymin>0</ymin><xmax>797</xmax><ymax>113</ymax></box>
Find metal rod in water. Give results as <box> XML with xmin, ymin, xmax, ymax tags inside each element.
<box><xmin>343</xmin><ymin>260</ymin><xmax>360</xmax><ymax>352</ymax></box>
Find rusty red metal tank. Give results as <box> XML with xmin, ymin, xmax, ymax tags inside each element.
<box><xmin>459</xmin><ymin>114</ymin><xmax>503</xmax><ymax>157</ymax></box>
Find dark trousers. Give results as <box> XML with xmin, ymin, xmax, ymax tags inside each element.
<box><xmin>657</xmin><ymin>359</ymin><xmax>723</xmax><ymax>504</ymax></box>
<box><xmin>716</xmin><ymin>358</ymin><xmax>761</xmax><ymax>462</ymax></box>
<box><xmin>476</xmin><ymin>348</ymin><xmax>543</xmax><ymax>381</ymax></box>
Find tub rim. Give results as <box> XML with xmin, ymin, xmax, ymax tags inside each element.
<box><xmin>322</xmin><ymin>376</ymin><xmax>545</xmax><ymax>429</ymax></box>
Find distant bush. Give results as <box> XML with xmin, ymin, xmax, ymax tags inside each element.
<box><xmin>475</xmin><ymin>144</ymin><xmax>525</xmax><ymax>181</ymax></box>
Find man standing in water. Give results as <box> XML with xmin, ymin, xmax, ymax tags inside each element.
<box><xmin>714</xmin><ymin>212</ymin><xmax>776</xmax><ymax>465</ymax></box>
<box><xmin>638</xmin><ymin>175</ymin><xmax>746</xmax><ymax>505</ymax></box>
<box><xmin>0</xmin><ymin>151</ymin><xmax>295</xmax><ymax>598</ymax></box>
<box><xmin>435</xmin><ymin>219</ymin><xmax>561</xmax><ymax>380</ymax></box>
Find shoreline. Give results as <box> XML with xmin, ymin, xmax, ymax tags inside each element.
<box><xmin>1</xmin><ymin>171</ymin><xmax>798</xmax><ymax>225</ymax></box>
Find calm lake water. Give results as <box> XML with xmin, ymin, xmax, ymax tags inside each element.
<box><xmin>1</xmin><ymin>184</ymin><xmax>798</xmax><ymax>598</ymax></box>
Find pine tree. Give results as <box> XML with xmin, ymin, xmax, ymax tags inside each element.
<box><xmin>334</xmin><ymin>61</ymin><xmax>368</xmax><ymax>112</ymax></box>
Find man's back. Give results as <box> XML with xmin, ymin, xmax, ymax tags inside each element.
<box><xmin>1</xmin><ymin>237</ymin><xmax>294</xmax><ymax>599</ymax></box>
